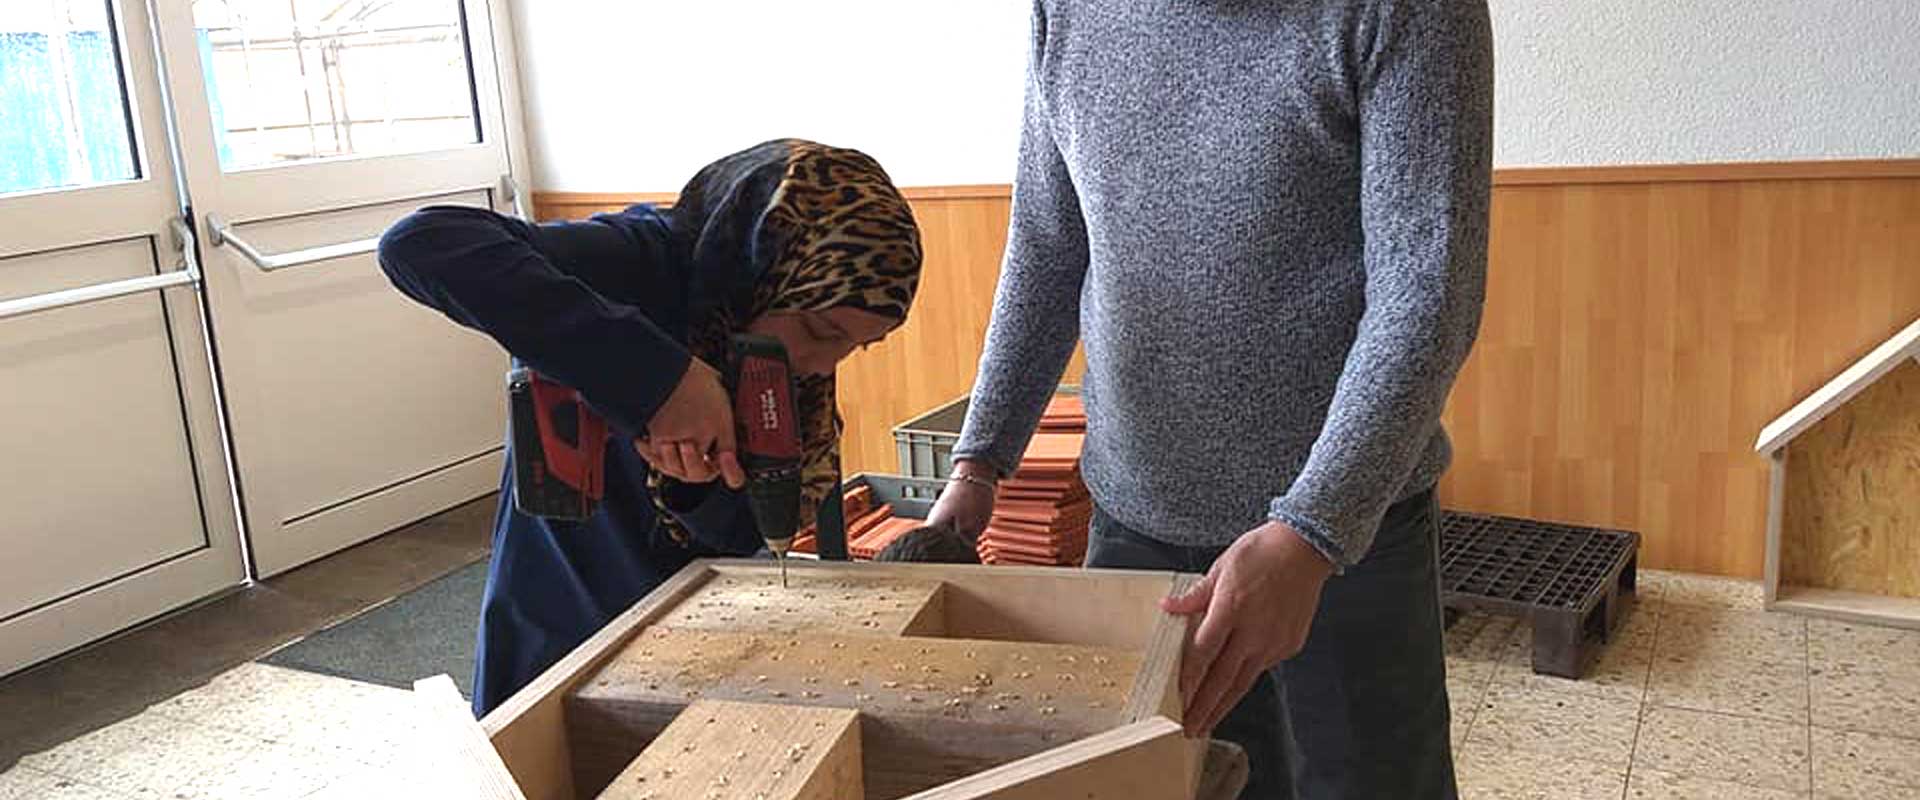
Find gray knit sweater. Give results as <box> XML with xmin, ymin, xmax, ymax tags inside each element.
<box><xmin>952</xmin><ymin>0</ymin><xmax>1493</xmax><ymax>567</ymax></box>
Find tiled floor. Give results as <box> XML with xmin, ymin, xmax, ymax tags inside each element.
<box><xmin>5</xmin><ymin>557</ymin><xmax>1920</xmax><ymax>798</ymax></box>
<box><xmin>0</xmin><ymin>495</ymin><xmax>494</xmax><ymax>775</ymax></box>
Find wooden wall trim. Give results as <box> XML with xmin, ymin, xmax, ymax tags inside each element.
<box><xmin>531</xmin><ymin>184</ymin><xmax>1015</xmax><ymax>216</ymax></box>
<box><xmin>1493</xmin><ymin>158</ymin><xmax>1920</xmax><ymax>186</ymax></box>
<box><xmin>532</xmin><ymin>159</ymin><xmax>1920</xmax><ymax>216</ymax></box>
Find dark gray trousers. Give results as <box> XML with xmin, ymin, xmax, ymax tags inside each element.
<box><xmin>1086</xmin><ymin>490</ymin><xmax>1458</xmax><ymax>800</ymax></box>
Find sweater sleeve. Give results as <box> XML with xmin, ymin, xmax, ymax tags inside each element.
<box><xmin>377</xmin><ymin>204</ymin><xmax>691</xmax><ymax>436</ymax></box>
<box><xmin>1266</xmin><ymin>0</ymin><xmax>1492</xmax><ymax>569</ymax></box>
<box><xmin>950</xmin><ymin>0</ymin><xmax>1091</xmax><ymax>478</ymax></box>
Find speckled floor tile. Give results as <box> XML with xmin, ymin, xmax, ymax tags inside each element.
<box><xmin>1808</xmin><ymin>621</ymin><xmax>1920</xmax><ymax>676</ymax></box>
<box><xmin>1455</xmin><ymin>742</ymin><xmax>1627</xmax><ymax>800</ymax></box>
<box><xmin>1649</xmin><ymin>652</ymin><xmax>1809</xmax><ymax>723</ymax></box>
<box><xmin>1448</xmin><ymin>670</ymin><xmax>1487</xmax><ymax>749</ymax></box>
<box><xmin>1644</xmin><ymin>570</ymin><xmax>1764</xmax><ymax>611</ymax></box>
<box><xmin>1447</xmin><ymin>612</ymin><xmax>1527</xmax><ymax>668</ymax></box>
<box><xmin>0</xmin><ymin>767</ymin><xmax>56</xmax><ymax>800</ymax></box>
<box><xmin>1656</xmin><ymin>605</ymin><xmax>1807</xmax><ymax>664</ymax></box>
<box><xmin>1495</xmin><ymin>631</ymin><xmax>1655</xmax><ymax>704</ymax></box>
<box><xmin>0</xmin><ymin>769</ymin><xmax>124</xmax><ymax>800</ymax></box>
<box><xmin>1469</xmin><ymin>684</ymin><xmax>1641</xmax><ymax>766</ymax></box>
<box><xmin>59</xmin><ymin>713</ymin><xmax>261</xmax><ymax>799</ymax></box>
<box><xmin>1627</xmin><ymin>768</ymin><xmax>1811</xmax><ymax>799</ymax></box>
<box><xmin>1811</xmin><ymin>727</ymin><xmax>1920</xmax><ymax>799</ymax></box>
<box><xmin>1634</xmin><ymin>705</ymin><xmax>1811</xmax><ymax>792</ymax></box>
<box><xmin>15</xmin><ymin>710</ymin><xmax>184</xmax><ymax>777</ymax></box>
<box><xmin>1810</xmin><ymin>665</ymin><xmax>1920</xmax><ymax>739</ymax></box>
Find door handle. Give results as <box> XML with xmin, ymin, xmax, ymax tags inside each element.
<box><xmin>0</xmin><ymin>218</ymin><xmax>202</xmax><ymax>321</ymax></box>
<box><xmin>207</xmin><ymin>214</ymin><xmax>379</xmax><ymax>272</ymax></box>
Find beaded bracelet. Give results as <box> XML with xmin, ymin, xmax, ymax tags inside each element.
<box><xmin>946</xmin><ymin>472</ymin><xmax>998</xmax><ymax>491</ymax></box>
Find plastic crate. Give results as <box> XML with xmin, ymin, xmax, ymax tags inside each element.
<box><xmin>1438</xmin><ymin>511</ymin><xmax>1640</xmax><ymax>679</ymax></box>
<box><xmin>846</xmin><ymin>472</ymin><xmax>944</xmax><ymax>519</ymax></box>
<box><xmin>892</xmin><ymin>386</ymin><xmax>1079</xmax><ymax>479</ymax></box>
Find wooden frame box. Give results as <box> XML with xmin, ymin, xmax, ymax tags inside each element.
<box><xmin>478</xmin><ymin>559</ymin><xmax>1207</xmax><ymax>799</ymax></box>
<box><xmin>1755</xmin><ymin>317</ymin><xmax>1920</xmax><ymax>629</ymax></box>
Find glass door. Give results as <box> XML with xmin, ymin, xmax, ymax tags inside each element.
<box><xmin>153</xmin><ymin>0</ymin><xmax>519</xmax><ymax>576</ymax></box>
<box><xmin>0</xmin><ymin>0</ymin><xmax>243</xmax><ymax>676</ymax></box>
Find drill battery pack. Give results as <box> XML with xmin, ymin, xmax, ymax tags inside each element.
<box><xmin>507</xmin><ymin>367</ymin><xmax>608</xmax><ymax>520</ymax></box>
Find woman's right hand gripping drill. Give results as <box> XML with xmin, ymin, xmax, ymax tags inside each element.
<box><xmin>636</xmin><ymin>357</ymin><xmax>747</xmax><ymax>489</ymax></box>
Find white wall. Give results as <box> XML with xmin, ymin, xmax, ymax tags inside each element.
<box><xmin>511</xmin><ymin>0</ymin><xmax>1920</xmax><ymax>191</ymax></box>
<box><xmin>1493</xmin><ymin>1</ymin><xmax>1919</xmax><ymax>167</ymax></box>
<box><xmin>509</xmin><ymin>0</ymin><xmax>1029</xmax><ymax>191</ymax></box>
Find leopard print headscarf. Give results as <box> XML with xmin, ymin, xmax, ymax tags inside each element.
<box><xmin>650</xmin><ymin>139</ymin><xmax>922</xmax><ymax>546</ymax></box>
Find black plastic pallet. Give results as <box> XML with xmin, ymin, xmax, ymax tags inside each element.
<box><xmin>1439</xmin><ymin>511</ymin><xmax>1640</xmax><ymax>678</ymax></box>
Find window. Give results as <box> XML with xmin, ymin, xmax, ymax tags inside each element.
<box><xmin>191</xmin><ymin>0</ymin><xmax>480</xmax><ymax>170</ymax></box>
<box><xmin>0</xmin><ymin>0</ymin><xmax>139</xmax><ymax>196</ymax></box>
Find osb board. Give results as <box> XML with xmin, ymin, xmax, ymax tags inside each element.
<box><xmin>654</xmin><ymin>573</ymin><xmax>946</xmax><ymax>637</ymax></box>
<box><xmin>596</xmin><ymin>700</ymin><xmax>861</xmax><ymax>800</ymax></box>
<box><xmin>568</xmin><ymin>628</ymin><xmax>1140</xmax><ymax>798</ymax></box>
<box><xmin>1780</xmin><ymin>359</ymin><xmax>1920</xmax><ymax>598</ymax></box>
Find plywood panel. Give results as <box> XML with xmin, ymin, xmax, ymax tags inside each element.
<box><xmin>1779</xmin><ymin>360</ymin><xmax>1920</xmax><ymax>598</ymax></box>
<box><xmin>533</xmin><ymin>162</ymin><xmax>1920</xmax><ymax>577</ymax></box>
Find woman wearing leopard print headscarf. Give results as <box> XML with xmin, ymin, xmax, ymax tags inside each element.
<box><xmin>379</xmin><ymin>139</ymin><xmax>922</xmax><ymax>716</ymax></box>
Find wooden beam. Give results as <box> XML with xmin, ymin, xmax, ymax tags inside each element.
<box><xmin>1772</xmin><ymin>586</ymin><xmax>1920</xmax><ymax>630</ymax></box>
<box><xmin>1755</xmin><ymin>316</ymin><xmax>1920</xmax><ymax>455</ymax></box>
<box><xmin>900</xmin><ymin>717</ymin><xmax>1190</xmax><ymax>800</ymax></box>
<box><xmin>1762</xmin><ymin>452</ymin><xmax>1786</xmax><ymax>607</ymax></box>
<box><xmin>595</xmin><ymin>700</ymin><xmax>862</xmax><ymax>800</ymax></box>
<box><xmin>414</xmin><ymin>675</ymin><xmax>530</xmax><ymax>800</ymax></box>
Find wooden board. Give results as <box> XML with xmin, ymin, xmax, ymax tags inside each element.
<box><xmin>900</xmin><ymin>718</ymin><xmax>1189</xmax><ymax>800</ymax></box>
<box><xmin>655</xmin><ymin>573</ymin><xmax>946</xmax><ymax>637</ymax></box>
<box><xmin>569</xmin><ymin>628</ymin><xmax>1140</xmax><ymax>798</ymax></box>
<box><xmin>1771</xmin><ymin>586</ymin><xmax>1920</xmax><ymax>630</ymax></box>
<box><xmin>596</xmin><ymin>700</ymin><xmax>861</xmax><ymax>800</ymax></box>
<box><xmin>414</xmin><ymin>674</ymin><xmax>529</xmax><ymax>800</ymax></box>
<box><xmin>485</xmin><ymin>560</ymin><xmax>1194</xmax><ymax>800</ymax></box>
<box><xmin>1779</xmin><ymin>359</ymin><xmax>1920</xmax><ymax>598</ymax></box>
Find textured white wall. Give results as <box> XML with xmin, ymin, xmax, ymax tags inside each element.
<box><xmin>1492</xmin><ymin>1</ymin><xmax>1920</xmax><ymax>167</ymax></box>
<box><xmin>511</xmin><ymin>1</ymin><xmax>1920</xmax><ymax>190</ymax></box>
<box><xmin>509</xmin><ymin>0</ymin><xmax>1028</xmax><ymax>191</ymax></box>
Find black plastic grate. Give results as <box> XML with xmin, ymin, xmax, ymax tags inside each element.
<box><xmin>1439</xmin><ymin>511</ymin><xmax>1638</xmax><ymax>614</ymax></box>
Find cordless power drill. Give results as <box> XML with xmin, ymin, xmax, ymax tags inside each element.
<box><xmin>506</xmin><ymin>334</ymin><xmax>805</xmax><ymax>584</ymax></box>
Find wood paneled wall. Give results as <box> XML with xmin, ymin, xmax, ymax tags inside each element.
<box><xmin>533</xmin><ymin>159</ymin><xmax>1920</xmax><ymax>577</ymax></box>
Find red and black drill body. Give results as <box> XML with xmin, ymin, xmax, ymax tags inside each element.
<box><xmin>506</xmin><ymin>335</ymin><xmax>806</xmax><ymax>562</ymax></box>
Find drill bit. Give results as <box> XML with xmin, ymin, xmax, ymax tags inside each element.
<box><xmin>767</xmin><ymin>536</ymin><xmax>793</xmax><ymax>588</ymax></box>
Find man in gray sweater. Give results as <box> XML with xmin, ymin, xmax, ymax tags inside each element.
<box><xmin>926</xmin><ymin>1</ymin><xmax>1492</xmax><ymax>796</ymax></box>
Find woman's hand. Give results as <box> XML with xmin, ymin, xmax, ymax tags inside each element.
<box><xmin>638</xmin><ymin>358</ymin><xmax>746</xmax><ymax>489</ymax></box>
<box><xmin>924</xmin><ymin>459</ymin><xmax>998</xmax><ymax>542</ymax></box>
